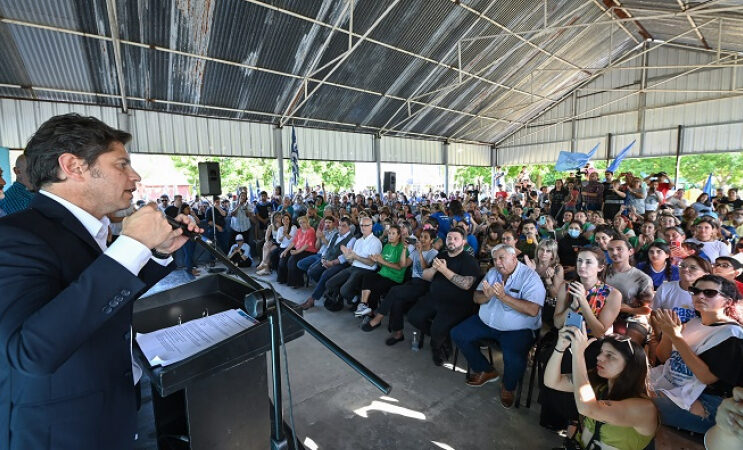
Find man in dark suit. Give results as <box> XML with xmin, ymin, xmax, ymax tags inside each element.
<box><xmin>0</xmin><ymin>114</ymin><xmax>200</xmax><ymax>450</ymax></box>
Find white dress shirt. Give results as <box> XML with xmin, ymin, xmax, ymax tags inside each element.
<box><xmin>40</xmin><ymin>190</ymin><xmax>173</xmax><ymax>385</ymax></box>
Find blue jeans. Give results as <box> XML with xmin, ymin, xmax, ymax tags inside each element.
<box><xmin>653</xmin><ymin>392</ymin><xmax>723</xmax><ymax>434</ymax></box>
<box><xmin>297</xmin><ymin>254</ymin><xmax>321</xmax><ymax>273</ymax></box>
<box><xmin>450</xmin><ymin>315</ymin><xmax>536</xmax><ymax>391</ymax></box>
<box><xmin>310</xmin><ymin>263</ymin><xmax>347</xmax><ymax>300</ymax></box>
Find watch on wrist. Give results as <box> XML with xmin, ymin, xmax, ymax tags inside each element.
<box><xmin>151</xmin><ymin>249</ymin><xmax>172</xmax><ymax>259</ymax></box>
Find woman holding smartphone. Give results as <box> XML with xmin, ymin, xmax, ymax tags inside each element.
<box><xmin>554</xmin><ymin>246</ymin><xmax>622</xmax><ymax>338</ymax></box>
<box><xmin>544</xmin><ymin>325</ymin><xmax>658</xmax><ymax>449</ymax></box>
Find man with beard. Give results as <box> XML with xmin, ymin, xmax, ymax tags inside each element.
<box><xmin>407</xmin><ymin>227</ymin><xmax>481</xmax><ymax>366</ymax></box>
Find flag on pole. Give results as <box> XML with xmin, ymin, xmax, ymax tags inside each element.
<box><xmin>606</xmin><ymin>140</ymin><xmax>635</xmax><ymax>173</ymax></box>
<box><xmin>256</xmin><ymin>178</ymin><xmax>260</xmax><ymax>191</ymax></box>
<box><xmin>555</xmin><ymin>142</ymin><xmax>600</xmax><ymax>172</ymax></box>
<box><xmin>249</xmin><ymin>183</ymin><xmax>256</xmax><ymax>203</ymax></box>
<box><xmin>290</xmin><ymin>127</ymin><xmax>300</xmax><ymax>188</ymax></box>
<box><xmin>305</xmin><ymin>177</ymin><xmax>310</xmax><ymax>193</ymax></box>
<box><xmin>702</xmin><ymin>173</ymin><xmax>713</xmax><ymax>198</ymax></box>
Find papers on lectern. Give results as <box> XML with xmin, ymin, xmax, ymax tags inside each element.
<box><xmin>136</xmin><ymin>309</ymin><xmax>258</xmax><ymax>367</ymax></box>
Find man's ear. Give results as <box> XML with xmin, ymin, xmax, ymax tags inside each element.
<box><xmin>57</xmin><ymin>153</ymin><xmax>87</xmax><ymax>182</ymax></box>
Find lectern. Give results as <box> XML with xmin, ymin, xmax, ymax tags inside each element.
<box><xmin>133</xmin><ymin>274</ymin><xmax>304</xmax><ymax>450</ymax></box>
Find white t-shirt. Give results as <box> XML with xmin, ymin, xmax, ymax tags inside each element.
<box><xmin>229</xmin><ymin>243</ymin><xmax>252</xmax><ymax>259</ymax></box>
<box><xmin>684</xmin><ymin>238</ymin><xmax>730</xmax><ymax>260</ymax></box>
<box><xmin>652</xmin><ymin>281</ymin><xmax>696</xmax><ymax>324</ymax></box>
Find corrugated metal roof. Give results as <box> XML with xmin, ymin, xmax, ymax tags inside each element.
<box><xmin>0</xmin><ymin>0</ymin><xmax>741</xmax><ymax>146</ymax></box>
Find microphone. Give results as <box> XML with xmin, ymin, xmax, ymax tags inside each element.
<box><xmin>164</xmin><ymin>214</ymin><xmax>202</xmax><ymax>239</ymax></box>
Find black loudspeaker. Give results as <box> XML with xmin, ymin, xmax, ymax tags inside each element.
<box><xmin>383</xmin><ymin>171</ymin><xmax>396</xmax><ymax>192</ymax></box>
<box><xmin>198</xmin><ymin>162</ymin><xmax>222</xmax><ymax>196</ymax></box>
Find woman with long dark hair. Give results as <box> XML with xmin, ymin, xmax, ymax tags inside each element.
<box><xmin>651</xmin><ymin>274</ymin><xmax>743</xmax><ymax>434</ymax></box>
<box><xmin>637</xmin><ymin>241</ymin><xmax>680</xmax><ymax>289</ymax></box>
<box><xmin>545</xmin><ymin>328</ymin><xmax>658</xmax><ymax>449</ymax></box>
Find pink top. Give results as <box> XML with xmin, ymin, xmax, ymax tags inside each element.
<box><xmin>293</xmin><ymin>227</ymin><xmax>317</xmax><ymax>253</ymax></box>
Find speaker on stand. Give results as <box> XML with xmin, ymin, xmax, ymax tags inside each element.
<box><xmin>383</xmin><ymin>171</ymin><xmax>396</xmax><ymax>192</ymax></box>
<box><xmin>197</xmin><ymin>162</ymin><xmax>226</xmax><ymax>274</ymax></box>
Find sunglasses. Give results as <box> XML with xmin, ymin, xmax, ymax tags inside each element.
<box><xmin>688</xmin><ymin>286</ymin><xmax>726</xmax><ymax>298</ymax></box>
<box><xmin>607</xmin><ymin>334</ymin><xmax>634</xmax><ymax>355</ymax></box>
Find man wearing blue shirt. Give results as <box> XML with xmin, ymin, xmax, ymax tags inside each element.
<box><xmin>0</xmin><ymin>155</ymin><xmax>34</xmax><ymax>215</ymax></box>
<box><xmin>451</xmin><ymin>244</ymin><xmax>546</xmax><ymax>408</ymax></box>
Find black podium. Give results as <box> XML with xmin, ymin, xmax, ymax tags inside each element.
<box><xmin>133</xmin><ymin>274</ymin><xmax>304</xmax><ymax>450</ymax></box>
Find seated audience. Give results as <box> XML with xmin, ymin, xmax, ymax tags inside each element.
<box><xmin>407</xmin><ymin>227</ymin><xmax>481</xmax><ymax>366</ymax></box>
<box><xmin>367</xmin><ymin>229</ymin><xmax>438</xmax><ymax>345</ymax></box>
<box><xmin>637</xmin><ymin>241</ymin><xmax>680</xmax><ymax>289</ymax></box>
<box><xmin>356</xmin><ymin>225</ymin><xmax>407</xmax><ymax>324</ymax></box>
<box><xmin>450</xmin><ymin>244</ymin><xmax>545</xmax><ymax>408</ymax></box>
<box><xmin>545</xmin><ymin>327</ymin><xmax>658</xmax><ymax>450</ymax></box>
<box><xmin>650</xmin><ymin>275</ymin><xmax>743</xmax><ymax>434</ymax></box>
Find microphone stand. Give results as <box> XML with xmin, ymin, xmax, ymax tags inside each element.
<box><xmin>166</xmin><ymin>216</ymin><xmax>392</xmax><ymax>449</ymax></box>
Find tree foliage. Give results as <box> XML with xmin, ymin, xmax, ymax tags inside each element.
<box><xmin>171</xmin><ymin>156</ymin><xmax>276</xmax><ymax>194</ymax></box>
<box><xmin>282</xmin><ymin>160</ymin><xmax>356</xmax><ymax>192</ymax></box>
<box><xmin>170</xmin><ymin>156</ymin><xmax>356</xmax><ymax>196</ymax></box>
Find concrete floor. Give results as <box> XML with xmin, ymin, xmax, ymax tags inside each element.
<box><xmin>135</xmin><ymin>264</ymin><xmax>705</xmax><ymax>450</ymax></box>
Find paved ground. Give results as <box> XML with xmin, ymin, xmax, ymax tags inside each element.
<box><xmin>134</xmin><ymin>264</ymin><xmax>704</xmax><ymax>450</ymax></box>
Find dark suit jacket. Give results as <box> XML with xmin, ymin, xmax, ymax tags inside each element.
<box><xmin>0</xmin><ymin>194</ymin><xmax>173</xmax><ymax>450</ymax></box>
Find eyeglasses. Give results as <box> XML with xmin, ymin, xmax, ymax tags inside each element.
<box><xmin>360</xmin><ymin>223</ymin><xmax>372</xmax><ymax>227</ymax></box>
<box><xmin>713</xmin><ymin>263</ymin><xmax>735</xmax><ymax>269</ymax></box>
<box><xmin>688</xmin><ymin>286</ymin><xmax>726</xmax><ymax>298</ymax></box>
<box><xmin>679</xmin><ymin>264</ymin><xmax>702</xmax><ymax>272</ymax></box>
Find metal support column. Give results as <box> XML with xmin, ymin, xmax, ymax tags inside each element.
<box><xmin>637</xmin><ymin>42</ymin><xmax>649</xmax><ymax>156</ymax></box>
<box><xmin>674</xmin><ymin>125</ymin><xmax>683</xmax><ymax>187</ymax></box>
<box><xmin>443</xmin><ymin>141</ymin><xmax>450</xmax><ymax>193</ymax></box>
<box><xmin>373</xmin><ymin>134</ymin><xmax>382</xmax><ymax>193</ymax></box>
<box><xmin>273</xmin><ymin>126</ymin><xmax>285</xmax><ymax>195</ymax></box>
<box><xmin>570</xmin><ymin>91</ymin><xmax>578</xmax><ymax>152</ymax></box>
<box><xmin>606</xmin><ymin>133</ymin><xmax>612</xmax><ymax>168</ymax></box>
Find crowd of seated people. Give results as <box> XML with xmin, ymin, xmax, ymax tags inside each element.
<box><xmin>107</xmin><ymin>171</ymin><xmax>742</xmax><ymax>449</ymax></box>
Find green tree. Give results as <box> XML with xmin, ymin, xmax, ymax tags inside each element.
<box><xmin>679</xmin><ymin>153</ymin><xmax>743</xmax><ymax>188</ymax></box>
<box><xmin>171</xmin><ymin>156</ymin><xmax>276</xmax><ymax>194</ymax></box>
<box><xmin>283</xmin><ymin>160</ymin><xmax>356</xmax><ymax>193</ymax></box>
<box><xmin>453</xmin><ymin>166</ymin><xmax>491</xmax><ymax>187</ymax></box>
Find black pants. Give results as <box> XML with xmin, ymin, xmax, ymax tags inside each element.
<box><xmin>230</xmin><ymin>253</ymin><xmax>252</xmax><ymax>267</ymax></box>
<box><xmin>287</xmin><ymin>251</ymin><xmax>314</xmax><ymax>287</ymax></box>
<box><xmin>407</xmin><ymin>297</ymin><xmax>471</xmax><ymax>351</ymax></box>
<box><xmin>377</xmin><ymin>278</ymin><xmax>430</xmax><ymax>331</ymax></box>
<box><xmin>269</xmin><ymin>246</ymin><xmax>284</xmax><ymax>270</ymax></box>
<box><xmin>360</xmin><ymin>271</ymin><xmax>399</xmax><ymax>310</ymax></box>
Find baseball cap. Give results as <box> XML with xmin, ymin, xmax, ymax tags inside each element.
<box><xmin>235</xmin><ymin>234</ymin><xmax>244</xmax><ymax>241</ymax></box>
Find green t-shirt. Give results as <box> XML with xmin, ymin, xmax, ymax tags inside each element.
<box><xmin>378</xmin><ymin>243</ymin><xmax>406</xmax><ymax>284</ymax></box>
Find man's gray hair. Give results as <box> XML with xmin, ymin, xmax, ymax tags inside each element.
<box><xmin>491</xmin><ymin>244</ymin><xmax>517</xmax><ymax>257</ymax></box>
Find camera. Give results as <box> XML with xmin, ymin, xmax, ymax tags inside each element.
<box><xmin>405</xmin><ymin>236</ymin><xmax>417</xmax><ymax>245</ymax></box>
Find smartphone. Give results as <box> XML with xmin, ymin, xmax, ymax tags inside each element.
<box><xmin>565</xmin><ymin>311</ymin><xmax>584</xmax><ymax>329</ymax></box>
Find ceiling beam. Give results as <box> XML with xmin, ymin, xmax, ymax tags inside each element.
<box><xmin>454</xmin><ymin>0</ymin><xmax>590</xmax><ymax>74</ymax></box>
<box><xmin>0</xmin><ymin>17</ymin><xmax>521</xmax><ymax>129</ymax></box>
<box><xmin>0</xmin><ymin>83</ymin><xmax>492</xmax><ymax>145</ymax></box>
<box><xmin>279</xmin><ymin>0</ymin><xmax>401</xmax><ymax>127</ymax></box>
<box><xmin>495</xmin><ymin>17</ymin><xmax>718</xmax><ymax>145</ymax></box>
<box><xmin>277</xmin><ymin>1</ymin><xmax>352</xmax><ymax>125</ymax></box>
<box><xmin>104</xmin><ymin>0</ymin><xmax>127</xmax><ymax>112</ymax></box>
<box><xmin>676</xmin><ymin>0</ymin><xmax>711</xmax><ymax>49</ymax></box>
<box><xmin>602</xmin><ymin>0</ymin><xmax>653</xmax><ymax>41</ymax></box>
<box><xmin>241</xmin><ymin>0</ymin><xmax>543</xmax><ymax>100</ymax></box>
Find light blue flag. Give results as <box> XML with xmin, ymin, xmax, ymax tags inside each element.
<box><xmin>290</xmin><ymin>127</ymin><xmax>300</xmax><ymax>187</ymax></box>
<box><xmin>606</xmin><ymin>140</ymin><xmax>635</xmax><ymax>173</ymax></box>
<box><xmin>702</xmin><ymin>173</ymin><xmax>713</xmax><ymax>198</ymax></box>
<box><xmin>555</xmin><ymin>142</ymin><xmax>599</xmax><ymax>172</ymax></box>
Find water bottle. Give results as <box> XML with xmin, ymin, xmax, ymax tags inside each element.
<box><xmin>410</xmin><ymin>331</ymin><xmax>420</xmax><ymax>351</ymax></box>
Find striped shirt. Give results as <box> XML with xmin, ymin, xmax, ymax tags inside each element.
<box><xmin>0</xmin><ymin>181</ymin><xmax>34</xmax><ymax>215</ymax></box>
